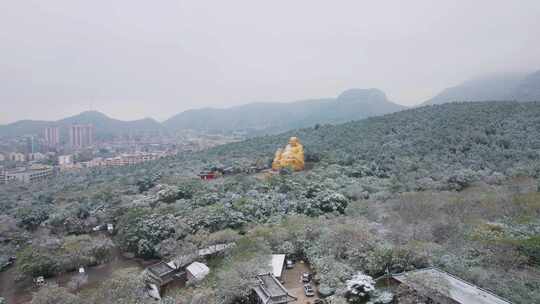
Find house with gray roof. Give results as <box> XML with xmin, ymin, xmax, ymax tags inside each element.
<box><xmin>391</xmin><ymin>267</ymin><xmax>513</xmax><ymax>304</ymax></box>
<box><xmin>251</xmin><ymin>273</ymin><xmax>297</xmax><ymax>304</ymax></box>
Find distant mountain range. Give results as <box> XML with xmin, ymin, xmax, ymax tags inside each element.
<box><xmin>163</xmin><ymin>88</ymin><xmax>406</xmax><ymax>134</ymax></box>
<box><xmin>0</xmin><ymin>111</ymin><xmax>165</xmax><ymax>140</ymax></box>
<box><xmin>423</xmin><ymin>70</ymin><xmax>540</xmax><ymax>105</ymax></box>
<box><xmin>0</xmin><ymin>88</ymin><xmax>406</xmax><ymax>138</ymax></box>
<box><xmin>2</xmin><ymin>71</ymin><xmax>539</xmax><ymax>139</ymax></box>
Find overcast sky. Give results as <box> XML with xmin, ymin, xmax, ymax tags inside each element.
<box><xmin>1</xmin><ymin>1</ymin><xmax>539</xmax><ymax>124</ymax></box>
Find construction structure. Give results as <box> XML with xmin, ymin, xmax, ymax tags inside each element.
<box><xmin>251</xmin><ymin>273</ymin><xmax>297</xmax><ymax>304</ymax></box>
<box><xmin>391</xmin><ymin>267</ymin><xmax>513</xmax><ymax>304</ymax></box>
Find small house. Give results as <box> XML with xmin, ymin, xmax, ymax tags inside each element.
<box><xmin>186</xmin><ymin>262</ymin><xmax>210</xmax><ymax>282</ymax></box>
<box><xmin>198</xmin><ymin>170</ymin><xmax>218</xmax><ymax>180</ymax></box>
<box><xmin>145</xmin><ymin>261</ymin><xmax>184</xmax><ymax>287</ymax></box>
<box><xmin>251</xmin><ymin>273</ymin><xmax>297</xmax><ymax>304</ymax></box>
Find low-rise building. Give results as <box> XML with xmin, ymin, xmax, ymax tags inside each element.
<box><xmin>144</xmin><ymin>261</ymin><xmax>184</xmax><ymax>287</ymax></box>
<box><xmin>3</xmin><ymin>165</ymin><xmax>53</xmax><ymax>183</ymax></box>
<box><xmin>83</xmin><ymin>158</ymin><xmax>104</xmax><ymax>168</ymax></box>
<box><xmin>186</xmin><ymin>262</ymin><xmax>209</xmax><ymax>282</ymax></box>
<box><xmin>0</xmin><ymin>168</ymin><xmax>5</xmax><ymax>184</ymax></box>
<box><xmin>9</xmin><ymin>152</ymin><xmax>26</xmax><ymax>162</ymax></box>
<box><xmin>198</xmin><ymin>170</ymin><xmax>219</xmax><ymax>180</ymax></box>
<box><xmin>0</xmin><ymin>153</ymin><xmax>5</xmax><ymax>162</ymax></box>
<box><xmin>28</xmin><ymin>152</ymin><xmax>46</xmax><ymax>161</ymax></box>
<box><xmin>58</xmin><ymin>154</ymin><xmax>74</xmax><ymax>166</ymax></box>
<box><xmin>87</xmin><ymin>153</ymin><xmax>164</xmax><ymax>168</ymax></box>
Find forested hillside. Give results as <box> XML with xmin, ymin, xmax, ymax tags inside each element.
<box><xmin>208</xmin><ymin>101</ymin><xmax>540</xmax><ymax>188</ymax></box>
<box><xmin>1</xmin><ymin>101</ymin><xmax>539</xmax><ymax>304</ymax></box>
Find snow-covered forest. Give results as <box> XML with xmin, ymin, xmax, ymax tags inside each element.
<box><xmin>1</xmin><ymin>101</ymin><xmax>540</xmax><ymax>303</ymax></box>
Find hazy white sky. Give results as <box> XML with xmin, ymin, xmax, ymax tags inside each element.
<box><xmin>1</xmin><ymin>0</ymin><xmax>539</xmax><ymax>124</ymax></box>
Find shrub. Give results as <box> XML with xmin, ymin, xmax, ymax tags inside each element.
<box><xmin>116</xmin><ymin>209</ymin><xmax>176</xmax><ymax>258</ymax></box>
<box><xmin>15</xmin><ymin>207</ymin><xmax>49</xmax><ymax>230</ymax></box>
<box><xmin>16</xmin><ymin>246</ymin><xmax>59</xmax><ymax>278</ymax></box>
<box><xmin>518</xmin><ymin>236</ymin><xmax>540</xmax><ymax>265</ymax></box>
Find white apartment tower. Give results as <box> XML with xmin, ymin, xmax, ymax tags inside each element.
<box><xmin>69</xmin><ymin>124</ymin><xmax>94</xmax><ymax>149</ymax></box>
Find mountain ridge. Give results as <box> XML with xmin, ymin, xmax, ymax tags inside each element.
<box><xmin>1</xmin><ymin>88</ymin><xmax>406</xmax><ymax>138</ymax></box>
<box><xmin>0</xmin><ymin>111</ymin><xmax>165</xmax><ymax>139</ymax></box>
<box><xmin>163</xmin><ymin>88</ymin><xmax>406</xmax><ymax>135</ymax></box>
<box><xmin>423</xmin><ymin>70</ymin><xmax>540</xmax><ymax>105</ymax></box>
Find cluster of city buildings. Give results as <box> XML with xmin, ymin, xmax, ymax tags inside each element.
<box><xmin>0</xmin><ymin>151</ymin><xmax>49</xmax><ymax>163</ymax></box>
<box><xmin>58</xmin><ymin>151</ymin><xmax>170</xmax><ymax>171</ymax></box>
<box><xmin>0</xmin><ymin>124</ymin><xmax>94</xmax><ymax>159</ymax></box>
<box><xmin>1</xmin><ymin>123</ymin><xmax>241</xmax><ymax>185</ymax></box>
<box><xmin>0</xmin><ymin>124</ymin><xmax>96</xmax><ymax>184</ymax></box>
<box><xmin>0</xmin><ymin>150</ymin><xmax>172</xmax><ymax>184</ymax></box>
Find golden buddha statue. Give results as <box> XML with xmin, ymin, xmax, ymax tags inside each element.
<box><xmin>272</xmin><ymin>148</ymin><xmax>284</xmax><ymax>171</ymax></box>
<box><xmin>272</xmin><ymin>137</ymin><xmax>305</xmax><ymax>171</ymax></box>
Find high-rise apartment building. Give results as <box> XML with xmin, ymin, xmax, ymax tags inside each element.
<box><xmin>24</xmin><ymin>135</ymin><xmax>36</xmax><ymax>154</ymax></box>
<box><xmin>69</xmin><ymin>124</ymin><xmax>94</xmax><ymax>148</ymax></box>
<box><xmin>44</xmin><ymin>126</ymin><xmax>60</xmax><ymax>146</ymax></box>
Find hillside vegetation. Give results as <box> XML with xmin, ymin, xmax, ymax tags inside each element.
<box><xmin>209</xmin><ymin>101</ymin><xmax>540</xmax><ymax>188</ymax></box>
<box><xmin>1</xmin><ymin>101</ymin><xmax>539</xmax><ymax>304</ymax></box>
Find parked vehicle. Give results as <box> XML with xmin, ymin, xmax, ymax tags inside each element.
<box><xmin>0</xmin><ymin>256</ymin><xmax>16</xmax><ymax>271</ymax></box>
<box><xmin>301</xmin><ymin>272</ymin><xmax>311</xmax><ymax>282</ymax></box>
<box><xmin>34</xmin><ymin>276</ymin><xmax>46</xmax><ymax>287</ymax></box>
<box><xmin>303</xmin><ymin>284</ymin><xmax>315</xmax><ymax>297</ymax></box>
<box><xmin>92</xmin><ymin>225</ymin><xmax>104</xmax><ymax>232</ymax></box>
<box><xmin>286</xmin><ymin>259</ymin><xmax>294</xmax><ymax>269</ymax></box>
